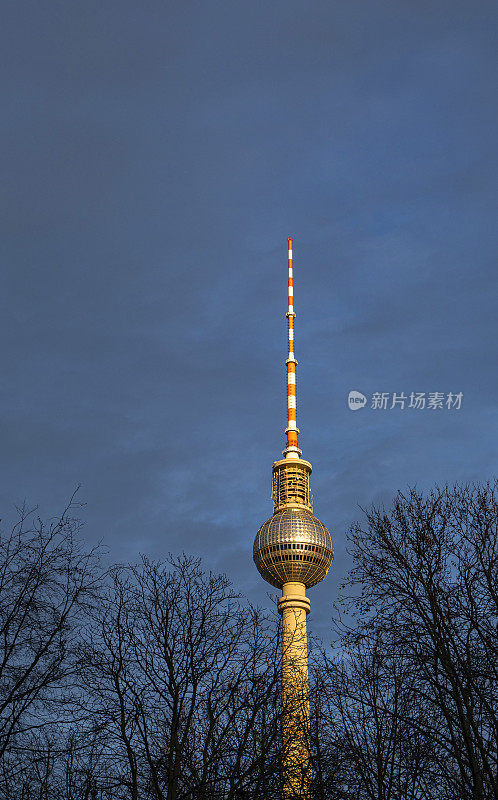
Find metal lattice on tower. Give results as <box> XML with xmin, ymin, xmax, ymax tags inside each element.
<box><xmin>253</xmin><ymin>239</ymin><xmax>334</xmax><ymax>800</ymax></box>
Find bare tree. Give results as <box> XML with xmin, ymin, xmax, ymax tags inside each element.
<box><xmin>4</xmin><ymin>480</ymin><xmax>494</xmax><ymax>800</ymax></box>
<box><xmin>310</xmin><ymin>637</ymin><xmax>438</xmax><ymax>800</ymax></box>
<box><xmin>81</xmin><ymin>555</ymin><xmax>282</xmax><ymax>800</ymax></box>
<box><xmin>0</xmin><ymin>493</ymin><xmax>102</xmax><ymax>799</ymax></box>
<box><xmin>340</xmin><ymin>482</ymin><xmax>497</xmax><ymax>800</ymax></box>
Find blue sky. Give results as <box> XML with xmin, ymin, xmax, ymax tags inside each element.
<box><xmin>1</xmin><ymin>1</ymin><xmax>497</xmax><ymax>638</ymax></box>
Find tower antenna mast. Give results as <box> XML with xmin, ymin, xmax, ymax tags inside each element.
<box><xmin>285</xmin><ymin>237</ymin><xmax>300</xmax><ymax>458</ymax></box>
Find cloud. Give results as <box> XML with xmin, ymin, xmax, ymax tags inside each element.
<box><xmin>0</xmin><ymin>0</ymin><xmax>496</xmax><ymax>633</ymax></box>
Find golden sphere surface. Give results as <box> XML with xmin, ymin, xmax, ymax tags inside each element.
<box><xmin>253</xmin><ymin>508</ymin><xmax>333</xmax><ymax>589</ymax></box>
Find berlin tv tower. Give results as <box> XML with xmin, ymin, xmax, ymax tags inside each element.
<box><xmin>253</xmin><ymin>239</ymin><xmax>334</xmax><ymax>800</ymax></box>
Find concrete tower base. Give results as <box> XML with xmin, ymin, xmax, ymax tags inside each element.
<box><xmin>278</xmin><ymin>582</ymin><xmax>311</xmax><ymax>800</ymax></box>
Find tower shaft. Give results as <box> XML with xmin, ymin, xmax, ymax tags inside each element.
<box><xmin>279</xmin><ymin>582</ymin><xmax>311</xmax><ymax>800</ymax></box>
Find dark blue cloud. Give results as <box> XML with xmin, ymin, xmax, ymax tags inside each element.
<box><xmin>1</xmin><ymin>1</ymin><xmax>496</xmax><ymax>638</ymax></box>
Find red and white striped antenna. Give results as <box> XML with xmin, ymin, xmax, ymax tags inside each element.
<box><xmin>284</xmin><ymin>237</ymin><xmax>301</xmax><ymax>459</ymax></box>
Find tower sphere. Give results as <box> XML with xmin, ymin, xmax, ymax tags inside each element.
<box><xmin>253</xmin><ymin>507</ymin><xmax>333</xmax><ymax>589</ymax></box>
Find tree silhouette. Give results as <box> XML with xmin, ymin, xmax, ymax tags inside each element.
<box><xmin>1</xmin><ymin>482</ymin><xmax>496</xmax><ymax>800</ymax></box>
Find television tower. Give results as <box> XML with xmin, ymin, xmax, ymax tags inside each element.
<box><xmin>253</xmin><ymin>239</ymin><xmax>334</xmax><ymax>800</ymax></box>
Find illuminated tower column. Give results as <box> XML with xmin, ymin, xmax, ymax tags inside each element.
<box><xmin>254</xmin><ymin>239</ymin><xmax>334</xmax><ymax>800</ymax></box>
<box><xmin>279</xmin><ymin>580</ymin><xmax>311</xmax><ymax>799</ymax></box>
